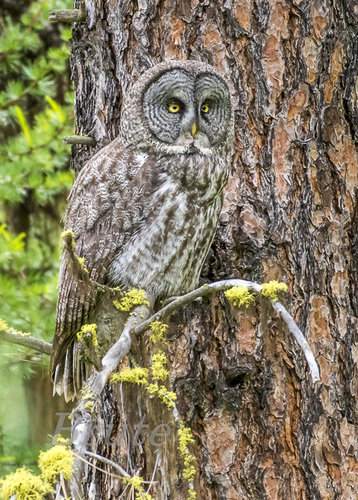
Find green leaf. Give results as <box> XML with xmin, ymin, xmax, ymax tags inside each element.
<box><xmin>6</xmin><ymin>81</ymin><xmax>25</xmax><ymax>100</ymax></box>
<box><xmin>45</xmin><ymin>96</ymin><xmax>66</xmax><ymax>122</ymax></box>
<box><xmin>14</xmin><ymin>106</ymin><xmax>32</xmax><ymax>147</ymax></box>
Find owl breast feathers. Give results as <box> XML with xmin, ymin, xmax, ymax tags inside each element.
<box><xmin>52</xmin><ymin>60</ymin><xmax>234</xmax><ymax>400</ymax></box>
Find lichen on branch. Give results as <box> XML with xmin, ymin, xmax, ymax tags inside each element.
<box><xmin>110</xmin><ymin>354</ymin><xmax>177</xmax><ymax>409</ymax></box>
<box><xmin>150</xmin><ymin>320</ymin><xmax>169</xmax><ymax>344</ymax></box>
<box><xmin>0</xmin><ymin>317</ymin><xmax>53</xmax><ymax>355</ymax></box>
<box><xmin>177</xmin><ymin>422</ymin><xmax>197</xmax><ymax>495</ymax></box>
<box><xmin>38</xmin><ymin>443</ymin><xmax>74</xmax><ymax>484</ymax></box>
<box><xmin>0</xmin><ymin>441</ymin><xmax>74</xmax><ymax>500</ymax></box>
<box><xmin>77</xmin><ymin>323</ymin><xmax>98</xmax><ymax>346</ymax></box>
<box><xmin>111</xmin><ymin>366</ymin><xmax>149</xmax><ymax>386</ymax></box>
<box><xmin>151</xmin><ymin>352</ymin><xmax>169</xmax><ymax>381</ymax></box>
<box><xmin>113</xmin><ymin>288</ymin><xmax>150</xmax><ymax>311</ymax></box>
<box><xmin>61</xmin><ymin>229</ymin><xmax>76</xmax><ymax>251</ymax></box>
<box><xmin>224</xmin><ymin>286</ymin><xmax>255</xmax><ymax>307</ymax></box>
<box><xmin>62</xmin><ymin>229</ymin><xmax>89</xmax><ymax>275</ymax></box>
<box><xmin>261</xmin><ymin>280</ymin><xmax>288</xmax><ymax>302</ymax></box>
<box><xmin>0</xmin><ymin>468</ymin><xmax>51</xmax><ymax>500</ymax></box>
<box><xmin>123</xmin><ymin>475</ymin><xmax>155</xmax><ymax>499</ymax></box>
<box><xmin>0</xmin><ymin>318</ymin><xmax>30</xmax><ymax>336</ymax></box>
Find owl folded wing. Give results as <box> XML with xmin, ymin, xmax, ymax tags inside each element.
<box><xmin>51</xmin><ymin>140</ymin><xmax>153</xmax><ymax>399</ymax></box>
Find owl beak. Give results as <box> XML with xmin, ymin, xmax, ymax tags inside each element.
<box><xmin>191</xmin><ymin>123</ymin><xmax>197</xmax><ymax>137</ymax></box>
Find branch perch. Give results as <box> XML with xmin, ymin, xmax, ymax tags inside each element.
<box><xmin>0</xmin><ymin>278</ymin><xmax>320</xmax><ymax>383</ymax></box>
<box><xmin>131</xmin><ymin>278</ymin><xmax>320</xmax><ymax>384</ymax></box>
<box><xmin>54</xmin><ymin>277</ymin><xmax>319</xmax><ymax>495</ymax></box>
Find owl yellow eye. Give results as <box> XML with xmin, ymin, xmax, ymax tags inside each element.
<box><xmin>168</xmin><ymin>103</ymin><xmax>180</xmax><ymax>113</ymax></box>
<box><xmin>201</xmin><ymin>103</ymin><xmax>209</xmax><ymax>113</ymax></box>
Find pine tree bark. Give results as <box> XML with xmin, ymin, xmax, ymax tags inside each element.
<box><xmin>69</xmin><ymin>0</ymin><xmax>358</xmax><ymax>498</ymax></box>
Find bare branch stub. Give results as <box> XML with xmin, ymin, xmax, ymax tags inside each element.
<box><xmin>63</xmin><ymin>136</ymin><xmax>96</xmax><ymax>146</ymax></box>
<box><xmin>49</xmin><ymin>9</ymin><xmax>85</xmax><ymax>23</ymax></box>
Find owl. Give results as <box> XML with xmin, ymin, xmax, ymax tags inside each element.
<box><xmin>51</xmin><ymin>60</ymin><xmax>234</xmax><ymax>401</ymax></box>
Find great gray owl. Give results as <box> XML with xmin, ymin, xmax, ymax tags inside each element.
<box><xmin>51</xmin><ymin>60</ymin><xmax>234</xmax><ymax>401</ymax></box>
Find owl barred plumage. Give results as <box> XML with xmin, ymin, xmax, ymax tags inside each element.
<box><xmin>51</xmin><ymin>60</ymin><xmax>234</xmax><ymax>400</ymax></box>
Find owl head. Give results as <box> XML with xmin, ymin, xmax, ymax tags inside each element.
<box><xmin>119</xmin><ymin>60</ymin><xmax>234</xmax><ymax>156</ymax></box>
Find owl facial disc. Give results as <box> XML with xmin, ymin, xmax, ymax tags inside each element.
<box><xmin>142</xmin><ymin>68</ymin><xmax>231</xmax><ymax>153</ymax></box>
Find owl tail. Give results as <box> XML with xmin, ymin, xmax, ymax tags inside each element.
<box><xmin>52</xmin><ymin>341</ymin><xmax>89</xmax><ymax>402</ymax></box>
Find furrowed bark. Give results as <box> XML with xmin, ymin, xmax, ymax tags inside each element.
<box><xmin>68</xmin><ymin>1</ymin><xmax>358</xmax><ymax>498</ymax></box>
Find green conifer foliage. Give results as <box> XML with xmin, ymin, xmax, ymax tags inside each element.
<box><xmin>0</xmin><ymin>0</ymin><xmax>74</xmax><ymax>477</ymax></box>
<box><xmin>0</xmin><ymin>0</ymin><xmax>74</xmax><ymax>344</ymax></box>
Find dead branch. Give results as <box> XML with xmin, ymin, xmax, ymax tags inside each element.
<box><xmin>49</xmin><ymin>9</ymin><xmax>85</xmax><ymax>23</ymax></box>
<box><xmin>0</xmin><ymin>327</ymin><xmax>52</xmax><ymax>355</ymax></box>
<box><xmin>0</xmin><ymin>278</ymin><xmax>319</xmax><ymax>383</ymax></box>
<box><xmin>63</xmin><ymin>136</ymin><xmax>96</xmax><ymax>146</ymax></box>
<box><xmin>132</xmin><ymin>279</ymin><xmax>320</xmax><ymax>384</ymax></box>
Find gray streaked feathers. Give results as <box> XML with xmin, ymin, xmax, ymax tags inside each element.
<box><xmin>51</xmin><ymin>60</ymin><xmax>234</xmax><ymax>400</ymax></box>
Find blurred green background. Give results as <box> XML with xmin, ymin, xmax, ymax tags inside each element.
<box><xmin>0</xmin><ymin>0</ymin><xmax>74</xmax><ymax>477</ymax></box>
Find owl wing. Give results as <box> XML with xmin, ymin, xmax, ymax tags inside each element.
<box><xmin>51</xmin><ymin>140</ymin><xmax>153</xmax><ymax>399</ymax></box>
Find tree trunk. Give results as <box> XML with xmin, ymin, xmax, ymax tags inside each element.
<box><xmin>68</xmin><ymin>0</ymin><xmax>358</xmax><ymax>498</ymax></box>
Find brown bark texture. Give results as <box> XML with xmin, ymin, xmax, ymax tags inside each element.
<box><xmin>69</xmin><ymin>0</ymin><xmax>358</xmax><ymax>498</ymax></box>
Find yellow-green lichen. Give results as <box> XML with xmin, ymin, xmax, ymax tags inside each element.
<box><xmin>76</xmin><ymin>323</ymin><xmax>98</xmax><ymax>346</ymax></box>
<box><xmin>111</xmin><ymin>353</ymin><xmax>175</xmax><ymax>407</ymax></box>
<box><xmin>123</xmin><ymin>475</ymin><xmax>144</xmax><ymax>490</ymax></box>
<box><xmin>62</xmin><ymin>229</ymin><xmax>89</xmax><ymax>273</ymax></box>
<box><xmin>261</xmin><ymin>280</ymin><xmax>288</xmax><ymax>302</ymax></box>
<box><xmin>61</xmin><ymin>229</ymin><xmax>75</xmax><ymax>250</ymax></box>
<box><xmin>123</xmin><ymin>476</ymin><xmax>155</xmax><ymax>500</ymax></box>
<box><xmin>150</xmin><ymin>321</ymin><xmax>168</xmax><ymax>344</ymax></box>
<box><xmin>38</xmin><ymin>444</ymin><xmax>74</xmax><ymax>484</ymax></box>
<box><xmin>178</xmin><ymin>424</ymin><xmax>195</xmax><ymax>455</ymax></box>
<box><xmin>56</xmin><ymin>434</ymin><xmax>71</xmax><ymax>444</ymax></box>
<box><xmin>76</xmin><ymin>256</ymin><xmax>89</xmax><ymax>273</ymax></box>
<box><xmin>146</xmin><ymin>383</ymin><xmax>159</xmax><ymax>395</ymax></box>
<box><xmin>177</xmin><ymin>422</ymin><xmax>196</xmax><ymax>483</ymax></box>
<box><xmin>80</xmin><ymin>387</ymin><xmax>94</xmax><ymax>412</ymax></box>
<box><xmin>0</xmin><ymin>318</ymin><xmax>9</xmax><ymax>331</ymax></box>
<box><xmin>84</xmin><ymin>400</ymin><xmax>94</xmax><ymax>412</ymax></box>
<box><xmin>224</xmin><ymin>286</ymin><xmax>255</xmax><ymax>308</ymax></box>
<box><xmin>113</xmin><ymin>288</ymin><xmax>150</xmax><ymax>312</ymax></box>
<box><xmin>111</xmin><ymin>367</ymin><xmax>149</xmax><ymax>386</ymax></box>
<box><xmin>82</xmin><ymin>390</ymin><xmax>94</xmax><ymax>400</ymax></box>
<box><xmin>0</xmin><ymin>440</ymin><xmax>74</xmax><ymax>500</ymax></box>
<box><xmin>157</xmin><ymin>386</ymin><xmax>177</xmax><ymax>408</ymax></box>
<box><xmin>135</xmin><ymin>493</ymin><xmax>155</xmax><ymax>500</ymax></box>
<box><xmin>182</xmin><ymin>463</ymin><xmax>196</xmax><ymax>482</ymax></box>
<box><xmin>0</xmin><ymin>468</ymin><xmax>51</xmax><ymax>500</ymax></box>
<box><xmin>111</xmin><ymin>355</ymin><xmax>177</xmax><ymax>407</ymax></box>
<box><xmin>145</xmin><ymin>383</ymin><xmax>177</xmax><ymax>408</ymax></box>
<box><xmin>151</xmin><ymin>352</ymin><xmax>169</xmax><ymax>381</ymax></box>
<box><xmin>0</xmin><ymin>318</ymin><xmax>30</xmax><ymax>336</ymax></box>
